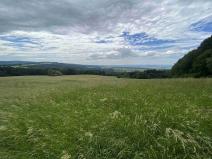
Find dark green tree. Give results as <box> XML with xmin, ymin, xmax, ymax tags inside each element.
<box><xmin>172</xmin><ymin>35</ymin><xmax>212</xmax><ymax>77</ymax></box>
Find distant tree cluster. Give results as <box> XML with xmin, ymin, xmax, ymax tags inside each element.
<box><xmin>47</xmin><ymin>69</ymin><xmax>63</xmax><ymax>76</ymax></box>
<box><xmin>118</xmin><ymin>69</ymin><xmax>170</xmax><ymax>79</ymax></box>
<box><xmin>0</xmin><ymin>66</ymin><xmax>117</xmax><ymax>77</ymax></box>
<box><xmin>0</xmin><ymin>65</ymin><xmax>170</xmax><ymax>79</ymax></box>
<box><xmin>0</xmin><ymin>66</ymin><xmax>47</xmax><ymax>76</ymax></box>
<box><xmin>171</xmin><ymin>35</ymin><xmax>212</xmax><ymax>77</ymax></box>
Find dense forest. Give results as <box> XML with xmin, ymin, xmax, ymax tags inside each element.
<box><xmin>171</xmin><ymin>35</ymin><xmax>212</xmax><ymax>77</ymax></box>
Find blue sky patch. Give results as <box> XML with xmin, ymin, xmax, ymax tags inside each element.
<box><xmin>0</xmin><ymin>35</ymin><xmax>39</xmax><ymax>47</ymax></box>
<box><xmin>121</xmin><ymin>32</ymin><xmax>176</xmax><ymax>46</ymax></box>
<box><xmin>190</xmin><ymin>16</ymin><xmax>212</xmax><ymax>32</ymax></box>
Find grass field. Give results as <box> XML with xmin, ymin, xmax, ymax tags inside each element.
<box><xmin>0</xmin><ymin>75</ymin><xmax>211</xmax><ymax>159</ymax></box>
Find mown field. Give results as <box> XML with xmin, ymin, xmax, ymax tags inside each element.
<box><xmin>0</xmin><ymin>75</ymin><xmax>211</xmax><ymax>159</ymax></box>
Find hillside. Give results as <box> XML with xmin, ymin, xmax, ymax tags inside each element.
<box><xmin>172</xmin><ymin>36</ymin><xmax>212</xmax><ymax>77</ymax></box>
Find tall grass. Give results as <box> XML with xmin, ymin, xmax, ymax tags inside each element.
<box><xmin>0</xmin><ymin>76</ymin><xmax>211</xmax><ymax>159</ymax></box>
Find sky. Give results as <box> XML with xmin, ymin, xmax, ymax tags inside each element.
<box><xmin>0</xmin><ymin>0</ymin><xmax>212</xmax><ymax>65</ymax></box>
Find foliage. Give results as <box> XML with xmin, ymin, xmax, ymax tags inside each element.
<box><xmin>172</xmin><ymin>35</ymin><xmax>212</xmax><ymax>77</ymax></box>
<box><xmin>0</xmin><ymin>65</ymin><xmax>170</xmax><ymax>79</ymax></box>
<box><xmin>118</xmin><ymin>69</ymin><xmax>171</xmax><ymax>79</ymax></box>
<box><xmin>0</xmin><ymin>76</ymin><xmax>211</xmax><ymax>159</ymax></box>
<box><xmin>0</xmin><ymin>66</ymin><xmax>47</xmax><ymax>76</ymax></box>
<box><xmin>48</xmin><ymin>69</ymin><xmax>63</xmax><ymax>76</ymax></box>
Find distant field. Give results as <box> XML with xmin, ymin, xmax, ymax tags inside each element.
<box><xmin>0</xmin><ymin>76</ymin><xmax>211</xmax><ymax>159</ymax></box>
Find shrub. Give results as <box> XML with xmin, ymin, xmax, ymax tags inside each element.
<box><xmin>48</xmin><ymin>69</ymin><xmax>63</xmax><ymax>76</ymax></box>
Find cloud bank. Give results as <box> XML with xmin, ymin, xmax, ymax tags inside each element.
<box><xmin>0</xmin><ymin>0</ymin><xmax>212</xmax><ymax>65</ymax></box>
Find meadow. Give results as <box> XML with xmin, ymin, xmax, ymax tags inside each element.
<box><xmin>0</xmin><ymin>75</ymin><xmax>211</xmax><ymax>159</ymax></box>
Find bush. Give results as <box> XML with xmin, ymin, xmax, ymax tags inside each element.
<box><xmin>48</xmin><ymin>69</ymin><xmax>63</xmax><ymax>76</ymax></box>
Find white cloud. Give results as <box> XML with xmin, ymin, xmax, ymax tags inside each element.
<box><xmin>0</xmin><ymin>0</ymin><xmax>212</xmax><ymax>64</ymax></box>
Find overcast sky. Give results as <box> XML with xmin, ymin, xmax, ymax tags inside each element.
<box><xmin>0</xmin><ymin>0</ymin><xmax>212</xmax><ymax>65</ymax></box>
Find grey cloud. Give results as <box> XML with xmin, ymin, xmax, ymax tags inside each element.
<box><xmin>88</xmin><ymin>48</ymin><xmax>139</xmax><ymax>60</ymax></box>
<box><xmin>1</xmin><ymin>0</ymin><xmax>212</xmax><ymax>36</ymax></box>
<box><xmin>0</xmin><ymin>0</ymin><xmax>141</xmax><ymax>33</ymax></box>
<box><xmin>0</xmin><ymin>0</ymin><xmax>83</xmax><ymax>33</ymax></box>
<box><xmin>87</xmin><ymin>47</ymin><xmax>169</xmax><ymax>60</ymax></box>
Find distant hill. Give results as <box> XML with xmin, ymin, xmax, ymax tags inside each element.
<box><xmin>0</xmin><ymin>61</ymin><xmax>170</xmax><ymax>78</ymax></box>
<box><xmin>0</xmin><ymin>61</ymin><xmax>36</xmax><ymax>65</ymax></box>
<box><xmin>171</xmin><ymin>36</ymin><xmax>212</xmax><ymax>77</ymax></box>
<box><xmin>0</xmin><ymin>61</ymin><xmax>169</xmax><ymax>71</ymax></box>
<box><xmin>0</xmin><ymin>61</ymin><xmax>101</xmax><ymax>70</ymax></box>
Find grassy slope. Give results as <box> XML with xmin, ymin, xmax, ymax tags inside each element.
<box><xmin>0</xmin><ymin>76</ymin><xmax>211</xmax><ymax>159</ymax></box>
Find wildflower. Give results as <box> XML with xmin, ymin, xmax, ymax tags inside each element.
<box><xmin>78</xmin><ymin>154</ymin><xmax>86</xmax><ymax>159</ymax></box>
<box><xmin>134</xmin><ymin>103</ymin><xmax>138</xmax><ymax>106</ymax></box>
<box><xmin>100</xmin><ymin>98</ymin><xmax>107</xmax><ymax>102</ymax></box>
<box><xmin>110</xmin><ymin>110</ymin><xmax>122</xmax><ymax>119</ymax></box>
<box><xmin>61</xmin><ymin>151</ymin><xmax>71</xmax><ymax>159</ymax></box>
<box><xmin>27</xmin><ymin>127</ymin><xmax>34</xmax><ymax>135</ymax></box>
<box><xmin>85</xmin><ymin>132</ymin><xmax>93</xmax><ymax>138</ymax></box>
<box><xmin>0</xmin><ymin>125</ymin><xmax>7</xmax><ymax>131</ymax></box>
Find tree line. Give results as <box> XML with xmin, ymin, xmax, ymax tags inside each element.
<box><xmin>0</xmin><ymin>65</ymin><xmax>170</xmax><ymax>79</ymax></box>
